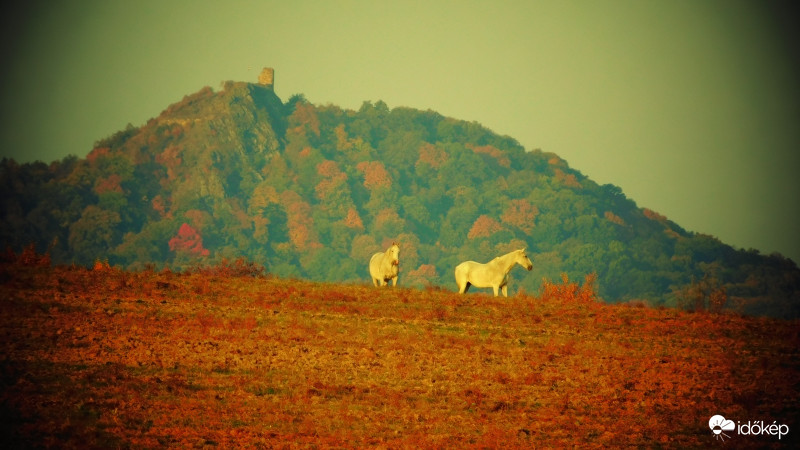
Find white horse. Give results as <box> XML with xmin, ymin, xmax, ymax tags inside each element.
<box><xmin>369</xmin><ymin>242</ymin><xmax>400</xmax><ymax>287</ymax></box>
<box><xmin>455</xmin><ymin>249</ymin><xmax>533</xmax><ymax>297</ymax></box>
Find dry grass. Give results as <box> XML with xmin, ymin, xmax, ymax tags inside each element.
<box><xmin>1</xmin><ymin>257</ymin><xmax>798</xmax><ymax>448</ymax></box>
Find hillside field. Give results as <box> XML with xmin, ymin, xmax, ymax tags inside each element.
<box><xmin>1</xmin><ymin>253</ymin><xmax>798</xmax><ymax>448</ymax></box>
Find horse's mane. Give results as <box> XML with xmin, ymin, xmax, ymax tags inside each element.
<box><xmin>492</xmin><ymin>249</ymin><xmax>520</xmax><ymax>262</ymax></box>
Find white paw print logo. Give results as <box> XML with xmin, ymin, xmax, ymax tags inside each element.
<box><xmin>709</xmin><ymin>415</ymin><xmax>735</xmax><ymax>441</ymax></box>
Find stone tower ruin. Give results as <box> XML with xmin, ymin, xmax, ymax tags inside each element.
<box><xmin>258</xmin><ymin>67</ymin><xmax>274</xmax><ymax>89</ymax></box>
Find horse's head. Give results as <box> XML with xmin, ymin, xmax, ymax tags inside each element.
<box><xmin>517</xmin><ymin>249</ymin><xmax>533</xmax><ymax>271</ymax></box>
<box><xmin>388</xmin><ymin>242</ymin><xmax>400</xmax><ymax>266</ymax></box>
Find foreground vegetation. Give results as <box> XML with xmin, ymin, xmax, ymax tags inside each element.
<box><xmin>1</xmin><ymin>253</ymin><xmax>798</xmax><ymax>448</ymax></box>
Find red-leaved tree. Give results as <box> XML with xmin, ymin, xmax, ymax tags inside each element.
<box><xmin>356</xmin><ymin>161</ymin><xmax>392</xmax><ymax>190</ymax></box>
<box><xmin>280</xmin><ymin>190</ymin><xmax>320</xmax><ymax>251</ymax></box>
<box><xmin>168</xmin><ymin>223</ymin><xmax>210</xmax><ymax>257</ymax></box>
<box><xmin>342</xmin><ymin>208</ymin><xmax>364</xmax><ymax>230</ymax></box>
<box><xmin>469</xmin><ymin>144</ymin><xmax>510</xmax><ymax>168</ymax></box>
<box><xmin>94</xmin><ymin>174</ymin><xmax>124</xmax><ymax>195</ymax></box>
<box><xmin>501</xmin><ymin>199</ymin><xmax>539</xmax><ymax>234</ymax></box>
<box><xmin>315</xmin><ymin>160</ymin><xmax>349</xmax><ymax>203</ymax></box>
<box><xmin>467</xmin><ymin>215</ymin><xmax>503</xmax><ymax>239</ymax></box>
<box><xmin>416</xmin><ymin>142</ymin><xmax>449</xmax><ymax>169</ymax></box>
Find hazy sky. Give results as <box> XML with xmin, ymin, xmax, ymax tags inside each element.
<box><xmin>2</xmin><ymin>0</ymin><xmax>798</xmax><ymax>262</ymax></box>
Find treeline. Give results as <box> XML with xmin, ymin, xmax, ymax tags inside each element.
<box><xmin>1</xmin><ymin>81</ymin><xmax>798</xmax><ymax>318</ymax></box>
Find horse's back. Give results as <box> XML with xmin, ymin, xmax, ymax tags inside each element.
<box><xmin>455</xmin><ymin>261</ymin><xmax>479</xmax><ymax>283</ymax></box>
<box><xmin>455</xmin><ymin>260</ymin><xmax>496</xmax><ymax>288</ymax></box>
<box><xmin>455</xmin><ymin>260</ymin><xmax>480</xmax><ymax>273</ymax></box>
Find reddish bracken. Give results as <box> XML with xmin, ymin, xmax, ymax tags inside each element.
<box><xmin>0</xmin><ymin>251</ymin><xmax>797</xmax><ymax>448</ymax></box>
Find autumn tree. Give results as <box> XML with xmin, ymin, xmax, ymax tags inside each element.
<box><xmin>94</xmin><ymin>173</ymin><xmax>124</xmax><ymax>195</ymax></box>
<box><xmin>315</xmin><ymin>160</ymin><xmax>353</xmax><ymax>219</ymax></box>
<box><xmin>280</xmin><ymin>190</ymin><xmax>320</xmax><ymax>251</ymax></box>
<box><xmin>553</xmin><ymin>168</ymin><xmax>581</xmax><ymax>188</ymax></box>
<box><xmin>467</xmin><ymin>215</ymin><xmax>503</xmax><ymax>240</ymax></box>
<box><xmin>288</xmin><ymin>101</ymin><xmax>320</xmax><ymax>138</ymax></box>
<box><xmin>155</xmin><ymin>145</ymin><xmax>183</xmax><ymax>181</ymax></box>
<box><xmin>468</xmin><ymin>144</ymin><xmax>510</xmax><ymax>168</ymax></box>
<box><xmin>341</xmin><ymin>208</ymin><xmax>364</xmax><ymax>230</ymax></box>
<box><xmin>356</xmin><ymin>160</ymin><xmax>392</xmax><ymax>190</ymax></box>
<box><xmin>169</xmin><ymin>223</ymin><xmax>210</xmax><ymax>257</ymax></box>
<box><xmin>333</xmin><ymin>124</ymin><xmax>376</xmax><ymax>163</ymax></box>
<box><xmin>676</xmin><ymin>271</ymin><xmax>728</xmax><ymax>313</ymax></box>
<box><xmin>416</xmin><ymin>142</ymin><xmax>449</xmax><ymax>170</ymax></box>
<box><xmin>151</xmin><ymin>195</ymin><xmax>170</xmax><ymax>218</ymax></box>
<box><xmin>501</xmin><ymin>199</ymin><xmax>539</xmax><ymax>234</ymax></box>
<box><xmin>604</xmin><ymin>211</ymin><xmax>626</xmax><ymax>226</ymax></box>
<box><xmin>405</xmin><ymin>264</ymin><xmax>439</xmax><ymax>288</ymax></box>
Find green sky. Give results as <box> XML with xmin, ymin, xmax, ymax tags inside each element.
<box><xmin>1</xmin><ymin>0</ymin><xmax>798</xmax><ymax>262</ymax></box>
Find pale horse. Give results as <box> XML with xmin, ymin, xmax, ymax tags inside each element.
<box><xmin>455</xmin><ymin>249</ymin><xmax>533</xmax><ymax>297</ymax></box>
<box><xmin>369</xmin><ymin>242</ymin><xmax>400</xmax><ymax>287</ymax></box>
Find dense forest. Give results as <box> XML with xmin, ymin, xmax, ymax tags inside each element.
<box><xmin>1</xmin><ymin>80</ymin><xmax>798</xmax><ymax>318</ymax></box>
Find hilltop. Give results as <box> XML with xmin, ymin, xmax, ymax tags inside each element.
<box><xmin>0</xmin><ymin>71</ymin><xmax>798</xmax><ymax>318</ymax></box>
<box><xmin>0</xmin><ymin>253</ymin><xmax>797</xmax><ymax>447</ymax></box>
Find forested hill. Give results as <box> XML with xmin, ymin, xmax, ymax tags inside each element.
<box><xmin>1</xmin><ymin>78</ymin><xmax>798</xmax><ymax>318</ymax></box>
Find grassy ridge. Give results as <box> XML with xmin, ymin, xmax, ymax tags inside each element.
<box><xmin>1</xmin><ymin>258</ymin><xmax>798</xmax><ymax>448</ymax></box>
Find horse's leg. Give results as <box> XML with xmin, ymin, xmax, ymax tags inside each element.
<box><xmin>501</xmin><ymin>285</ymin><xmax>508</xmax><ymax>297</ymax></box>
<box><xmin>392</xmin><ymin>277</ymin><xmax>397</xmax><ymax>287</ymax></box>
<box><xmin>492</xmin><ymin>285</ymin><xmax>499</xmax><ymax>297</ymax></box>
<box><xmin>372</xmin><ymin>278</ymin><xmax>379</xmax><ymax>287</ymax></box>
